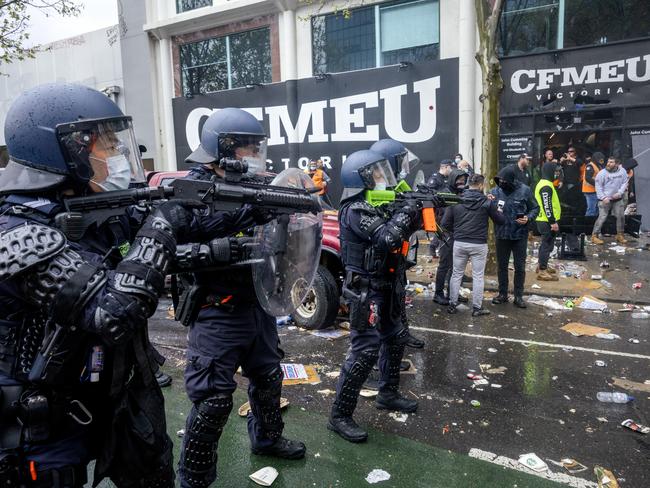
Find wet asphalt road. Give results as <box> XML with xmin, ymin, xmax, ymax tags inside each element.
<box><xmin>148</xmin><ymin>295</ymin><xmax>650</xmax><ymax>487</ymax></box>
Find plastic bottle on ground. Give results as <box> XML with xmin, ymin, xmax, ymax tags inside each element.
<box><xmin>631</xmin><ymin>312</ymin><xmax>650</xmax><ymax>319</ymax></box>
<box><xmin>596</xmin><ymin>392</ymin><xmax>634</xmax><ymax>403</ymax></box>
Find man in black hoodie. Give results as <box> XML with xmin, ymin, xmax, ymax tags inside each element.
<box><xmin>442</xmin><ymin>174</ymin><xmax>505</xmax><ymax>316</ymax></box>
<box><xmin>432</xmin><ymin>168</ymin><xmax>469</xmax><ymax>305</ymax></box>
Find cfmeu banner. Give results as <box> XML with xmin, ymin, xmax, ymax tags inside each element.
<box><xmin>172</xmin><ymin>58</ymin><xmax>459</xmax><ymax>204</ymax></box>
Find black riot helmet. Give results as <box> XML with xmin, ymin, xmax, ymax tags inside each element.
<box><xmin>370</xmin><ymin>139</ymin><xmax>412</xmax><ymax>181</ymax></box>
<box><xmin>0</xmin><ymin>83</ymin><xmax>145</xmax><ymax>195</ymax></box>
<box><xmin>186</xmin><ymin>107</ymin><xmax>268</xmax><ymax>176</ymax></box>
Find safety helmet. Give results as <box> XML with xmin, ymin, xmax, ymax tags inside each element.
<box><xmin>186</xmin><ymin>107</ymin><xmax>267</xmax><ymax>175</ymax></box>
<box><xmin>370</xmin><ymin>139</ymin><xmax>411</xmax><ymax>180</ymax></box>
<box><xmin>340</xmin><ymin>149</ymin><xmax>397</xmax><ymax>201</ymax></box>
<box><xmin>0</xmin><ymin>83</ymin><xmax>145</xmax><ymax>195</ymax></box>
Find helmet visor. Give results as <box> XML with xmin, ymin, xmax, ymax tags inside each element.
<box><xmin>359</xmin><ymin>159</ymin><xmax>398</xmax><ymax>190</ymax></box>
<box><xmin>219</xmin><ymin>133</ymin><xmax>268</xmax><ymax>176</ymax></box>
<box><xmin>58</xmin><ymin>117</ymin><xmax>146</xmax><ymax>191</ymax></box>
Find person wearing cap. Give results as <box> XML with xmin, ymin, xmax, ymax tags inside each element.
<box><xmin>305</xmin><ymin>158</ymin><xmax>328</xmax><ymax>196</ymax></box>
<box><xmin>513</xmin><ymin>153</ymin><xmax>532</xmax><ymax>187</ymax></box>
<box><xmin>427</xmin><ymin>159</ymin><xmax>453</xmax><ymax>190</ymax></box>
<box><xmin>583</xmin><ymin>152</ymin><xmax>604</xmax><ymax>217</ymax></box>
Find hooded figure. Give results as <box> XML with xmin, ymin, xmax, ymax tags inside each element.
<box><xmin>492</xmin><ymin>166</ymin><xmax>539</xmax><ymax>241</ymax></box>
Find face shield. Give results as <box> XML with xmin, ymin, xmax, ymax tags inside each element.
<box><xmin>57</xmin><ymin>117</ymin><xmax>145</xmax><ymax>192</ymax></box>
<box><xmin>220</xmin><ymin>133</ymin><xmax>268</xmax><ymax>176</ymax></box>
<box><xmin>358</xmin><ymin>159</ymin><xmax>397</xmax><ymax>191</ymax></box>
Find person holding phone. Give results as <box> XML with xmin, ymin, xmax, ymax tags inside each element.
<box><xmin>491</xmin><ymin>166</ymin><xmax>539</xmax><ymax>308</ymax></box>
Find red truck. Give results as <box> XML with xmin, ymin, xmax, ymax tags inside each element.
<box><xmin>147</xmin><ymin>171</ymin><xmax>344</xmax><ymax>330</ymax></box>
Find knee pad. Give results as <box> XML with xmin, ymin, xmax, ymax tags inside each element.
<box><xmin>193</xmin><ymin>394</ymin><xmax>233</xmax><ymax>437</ymax></box>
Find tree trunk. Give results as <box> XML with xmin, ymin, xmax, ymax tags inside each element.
<box><xmin>475</xmin><ymin>0</ymin><xmax>504</xmax><ymax>275</ymax></box>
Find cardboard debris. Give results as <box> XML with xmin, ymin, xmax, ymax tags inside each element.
<box><xmin>561</xmin><ymin>458</ymin><xmax>588</xmax><ymax>474</ymax></box>
<box><xmin>621</xmin><ymin>418</ymin><xmax>650</xmax><ymax>434</ymax></box>
<box><xmin>612</xmin><ymin>377</ymin><xmax>650</xmax><ymax>393</ymax></box>
<box><xmin>575</xmin><ymin>295</ymin><xmax>608</xmax><ymax>311</ymax></box>
<box><xmin>239</xmin><ymin>397</ymin><xmax>290</xmax><ymax>417</ymax></box>
<box><xmin>281</xmin><ymin>364</ymin><xmax>321</xmax><ymax>385</ymax></box>
<box><xmin>561</xmin><ymin>322</ymin><xmax>611</xmax><ymax>337</ymax></box>
<box><xmin>594</xmin><ymin>466</ymin><xmax>619</xmax><ymax>488</ymax></box>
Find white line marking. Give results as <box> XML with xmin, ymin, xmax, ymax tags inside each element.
<box><xmin>468</xmin><ymin>448</ymin><xmax>598</xmax><ymax>488</ymax></box>
<box><xmin>409</xmin><ymin>327</ymin><xmax>650</xmax><ymax>360</ymax></box>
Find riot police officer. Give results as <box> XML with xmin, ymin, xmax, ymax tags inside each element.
<box><xmin>370</xmin><ymin>139</ymin><xmax>425</xmax><ymax>350</ymax></box>
<box><xmin>177</xmin><ymin>108</ymin><xmax>306</xmax><ymax>488</ymax></box>
<box><xmin>328</xmin><ymin>150</ymin><xmax>421</xmax><ymax>443</ymax></box>
<box><xmin>0</xmin><ymin>84</ymin><xmax>188</xmax><ymax>486</ymax></box>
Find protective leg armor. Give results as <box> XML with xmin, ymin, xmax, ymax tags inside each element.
<box><xmin>376</xmin><ymin>330</ymin><xmax>418</xmax><ymax>413</ymax></box>
<box><xmin>178</xmin><ymin>394</ymin><xmax>233</xmax><ymax>488</ymax></box>
<box><xmin>248</xmin><ymin>367</ymin><xmax>284</xmax><ymax>442</ymax></box>
<box><xmin>332</xmin><ymin>349</ymin><xmax>378</xmax><ymax>418</ymax></box>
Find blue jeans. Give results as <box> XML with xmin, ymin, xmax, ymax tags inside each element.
<box><xmin>584</xmin><ymin>193</ymin><xmax>598</xmax><ymax>217</ymax></box>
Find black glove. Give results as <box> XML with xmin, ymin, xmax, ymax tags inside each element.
<box><xmin>396</xmin><ymin>201</ymin><xmax>420</xmax><ymax>221</ymax></box>
<box><xmin>250</xmin><ymin>205</ymin><xmax>277</xmax><ymax>225</ymax></box>
<box><xmin>150</xmin><ymin>200</ymin><xmax>205</xmax><ymax>240</ymax></box>
<box><xmin>209</xmin><ymin>236</ymin><xmax>254</xmax><ymax>263</ymax></box>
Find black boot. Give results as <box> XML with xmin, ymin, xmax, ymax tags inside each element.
<box><xmin>252</xmin><ymin>437</ymin><xmax>306</xmax><ymax>459</ymax></box>
<box><xmin>376</xmin><ymin>334</ymin><xmax>418</xmax><ymax>413</ymax></box>
<box><xmin>328</xmin><ymin>350</ymin><xmax>377</xmax><ymax>443</ymax></box>
<box><xmin>155</xmin><ymin>370</ymin><xmax>172</xmax><ymax>387</ymax></box>
<box><xmin>405</xmin><ymin>331</ymin><xmax>425</xmax><ymax>349</ymax></box>
<box><xmin>491</xmin><ymin>294</ymin><xmax>508</xmax><ymax>305</ymax></box>
<box><xmin>376</xmin><ymin>390</ymin><xmax>418</xmax><ymax>413</ymax></box>
<box><xmin>433</xmin><ymin>293</ymin><xmax>449</xmax><ymax>305</ymax></box>
<box><xmin>513</xmin><ymin>296</ymin><xmax>527</xmax><ymax>308</ymax></box>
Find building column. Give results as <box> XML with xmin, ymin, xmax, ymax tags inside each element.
<box><xmin>156</xmin><ymin>37</ymin><xmax>177</xmax><ymax>171</ymax></box>
<box><xmin>280</xmin><ymin>8</ymin><xmax>298</xmax><ymax>81</ymax></box>
<box><xmin>458</xmin><ymin>0</ymin><xmax>478</xmax><ymax>168</ymax></box>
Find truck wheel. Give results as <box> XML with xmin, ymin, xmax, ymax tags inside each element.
<box><xmin>293</xmin><ymin>265</ymin><xmax>340</xmax><ymax>330</ymax></box>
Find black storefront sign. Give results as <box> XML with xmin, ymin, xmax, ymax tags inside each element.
<box><xmin>172</xmin><ymin>59</ymin><xmax>459</xmax><ymax>204</ymax></box>
<box><xmin>501</xmin><ymin>39</ymin><xmax>650</xmax><ymax>115</ymax></box>
<box><xmin>499</xmin><ymin>135</ymin><xmax>533</xmax><ymax>165</ymax></box>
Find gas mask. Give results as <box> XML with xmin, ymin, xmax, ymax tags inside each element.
<box><xmin>90</xmin><ymin>154</ymin><xmax>132</xmax><ymax>192</ymax></box>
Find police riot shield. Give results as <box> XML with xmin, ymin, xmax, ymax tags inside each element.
<box><xmin>252</xmin><ymin>168</ymin><xmax>323</xmax><ymax>316</ymax></box>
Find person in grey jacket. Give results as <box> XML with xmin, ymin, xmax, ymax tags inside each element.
<box><xmin>442</xmin><ymin>174</ymin><xmax>505</xmax><ymax>317</ymax></box>
<box><xmin>591</xmin><ymin>156</ymin><xmax>629</xmax><ymax>245</ymax></box>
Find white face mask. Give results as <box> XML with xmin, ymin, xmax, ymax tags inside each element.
<box><xmin>455</xmin><ymin>158</ymin><xmax>462</xmax><ymax>164</ymax></box>
<box><xmin>243</xmin><ymin>156</ymin><xmax>266</xmax><ymax>175</ymax></box>
<box><xmin>374</xmin><ymin>182</ymin><xmax>387</xmax><ymax>191</ymax></box>
<box><xmin>90</xmin><ymin>154</ymin><xmax>132</xmax><ymax>191</ymax></box>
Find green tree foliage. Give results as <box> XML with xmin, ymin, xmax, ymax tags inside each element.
<box><xmin>0</xmin><ymin>0</ymin><xmax>81</xmax><ymax>64</ymax></box>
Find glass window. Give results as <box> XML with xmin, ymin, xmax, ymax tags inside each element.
<box><xmin>499</xmin><ymin>1</ymin><xmax>559</xmax><ymax>56</ymax></box>
<box><xmin>380</xmin><ymin>0</ymin><xmax>439</xmax><ymax>65</ymax></box>
<box><xmin>312</xmin><ymin>0</ymin><xmax>439</xmax><ymax>74</ymax></box>
<box><xmin>177</xmin><ymin>0</ymin><xmax>212</xmax><ymax>14</ymax></box>
<box><xmin>180</xmin><ymin>38</ymin><xmax>227</xmax><ymax>96</ymax></box>
<box><xmin>180</xmin><ymin>28</ymin><xmax>272</xmax><ymax>95</ymax></box>
<box><xmin>500</xmin><ymin>0</ymin><xmax>650</xmax><ymax>56</ymax></box>
<box><xmin>564</xmin><ymin>0</ymin><xmax>650</xmax><ymax>48</ymax></box>
<box><xmin>312</xmin><ymin>6</ymin><xmax>376</xmax><ymax>74</ymax></box>
<box><xmin>229</xmin><ymin>28</ymin><xmax>272</xmax><ymax>88</ymax></box>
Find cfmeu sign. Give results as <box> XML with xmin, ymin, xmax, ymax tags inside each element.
<box><xmin>184</xmin><ymin>76</ymin><xmax>440</xmax><ymax>150</ymax></box>
<box><xmin>172</xmin><ymin>58</ymin><xmax>459</xmax><ymax>201</ymax></box>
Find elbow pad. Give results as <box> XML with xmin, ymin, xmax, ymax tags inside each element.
<box><xmin>1</xmin><ymin>224</ymin><xmax>107</xmax><ymax>325</ymax></box>
<box><xmin>95</xmin><ymin>214</ymin><xmax>176</xmax><ymax>345</ymax></box>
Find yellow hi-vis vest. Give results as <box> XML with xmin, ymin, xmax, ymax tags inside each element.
<box><xmin>535</xmin><ymin>178</ymin><xmax>561</xmax><ymax>222</ymax></box>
